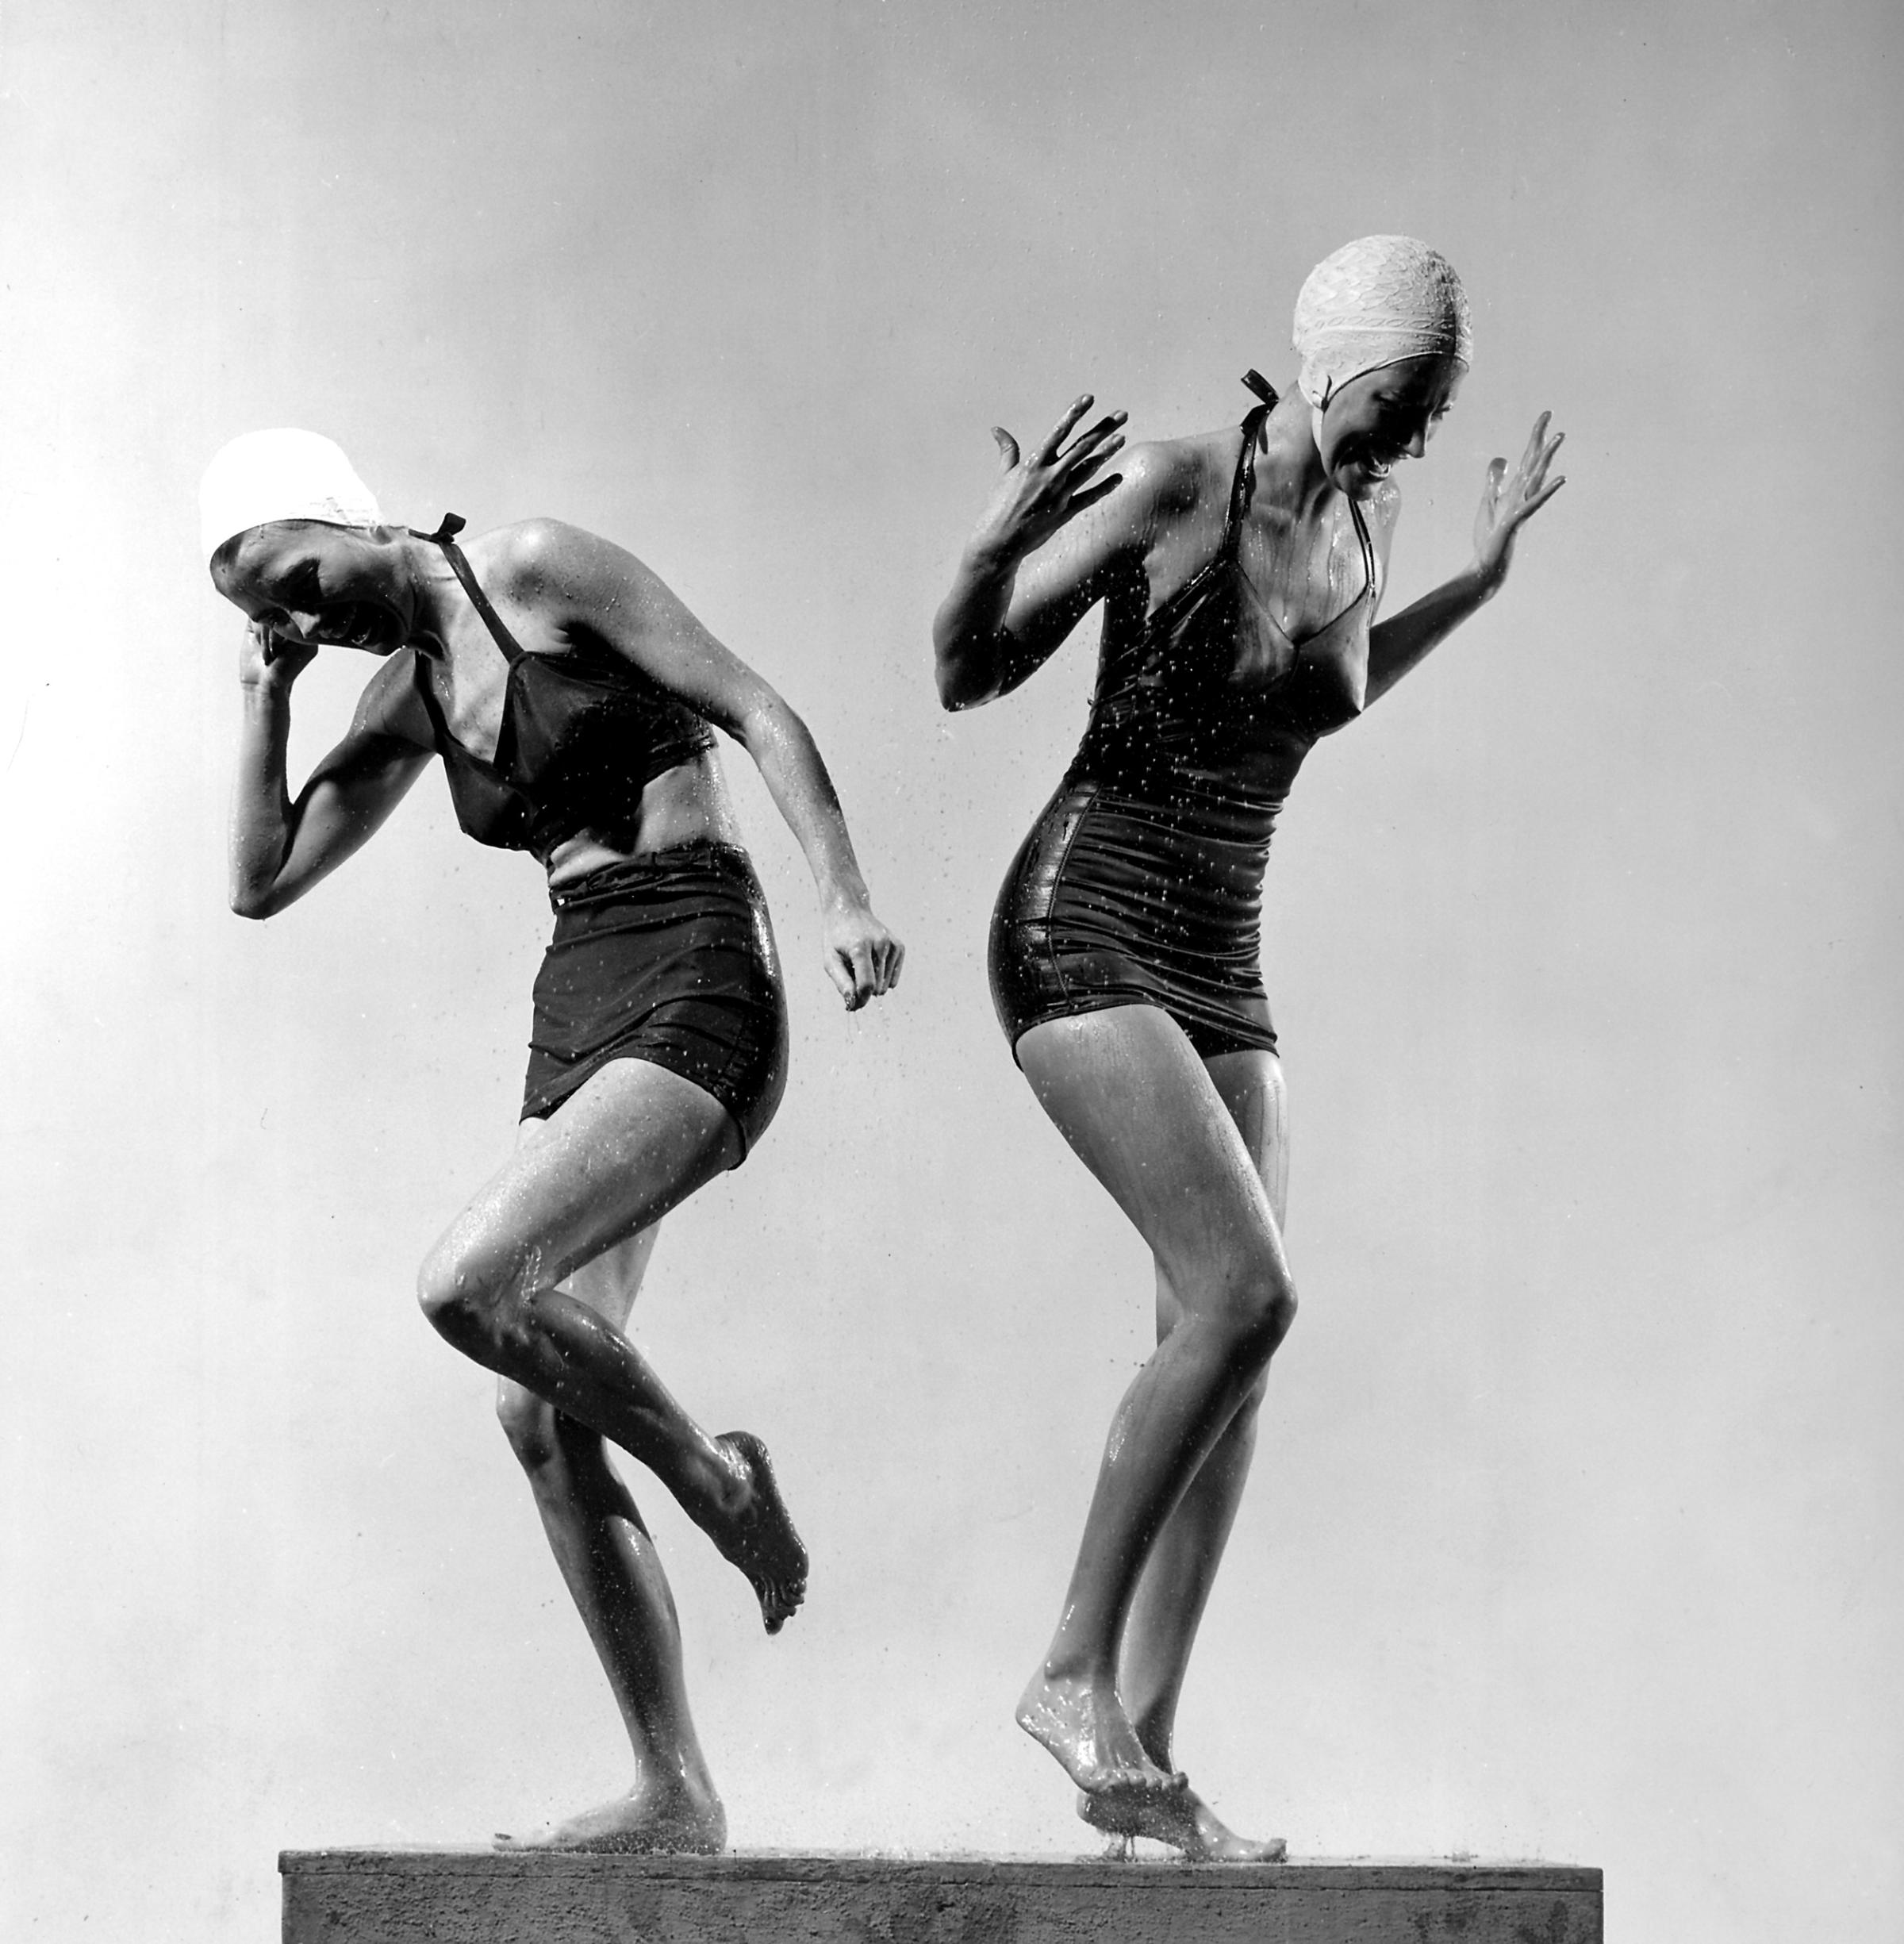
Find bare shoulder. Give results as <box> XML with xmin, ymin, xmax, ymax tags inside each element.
<box><xmin>1146</xmin><ymin>425</ymin><xmax>1256</xmax><ymax>530</ymax></box>
<box><xmin>1112</xmin><ymin>434</ymin><xmax>1227</xmax><ymax>521</ymax></box>
<box><xmin>1043</xmin><ymin>434</ymin><xmax>1225</xmax><ymax>578</ymax></box>
<box><xmin>1123</xmin><ymin>428</ymin><xmax>1252</xmax><ymax>571</ymax></box>
<box><xmin>478</xmin><ymin>517</ymin><xmax>645</xmax><ymax>595</ymax></box>
<box><xmin>470</xmin><ymin>518</ymin><xmax>693</xmax><ymax>641</ymax></box>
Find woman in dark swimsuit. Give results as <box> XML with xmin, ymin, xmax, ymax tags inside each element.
<box><xmin>934</xmin><ymin>238</ymin><xmax>1564</xmax><ymax>1859</ymax></box>
<box><xmin>205</xmin><ymin>430</ymin><xmax>902</xmax><ymax>1852</ymax></box>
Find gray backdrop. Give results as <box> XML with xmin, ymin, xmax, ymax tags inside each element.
<box><xmin>3</xmin><ymin>3</ymin><xmax>1898</xmax><ymax>1939</ymax></box>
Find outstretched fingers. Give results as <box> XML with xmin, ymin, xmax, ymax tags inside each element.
<box><xmin>1519</xmin><ymin>408</ymin><xmax>1554</xmax><ymax>471</ymax></box>
<box><xmin>1480</xmin><ymin>416</ymin><xmax>1568</xmax><ymax>547</ymax></box>
<box><xmin>1518</xmin><ymin>473</ymin><xmax>1567</xmax><ymax>522</ymax></box>
<box><xmin>1035</xmin><ymin>397</ymin><xmax>1129</xmax><ymax>490</ymax></box>
<box><xmin>1066</xmin><ymin>422</ymin><xmax>1127</xmax><ymax>482</ymax></box>
<box><xmin>1059</xmin><ymin>413</ymin><xmax>1128</xmax><ymax>480</ymax></box>
<box><xmin>1035</xmin><ymin>393</ymin><xmax>1101</xmax><ymax>465</ymax></box>
<box><xmin>1510</xmin><ymin>412</ymin><xmax>1567</xmax><ymax>521</ymax></box>
<box><xmin>973</xmin><ymin>391</ymin><xmax>1130</xmax><ymax>562</ymax></box>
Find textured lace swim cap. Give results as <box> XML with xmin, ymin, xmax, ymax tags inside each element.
<box><xmin>200</xmin><ymin>428</ymin><xmax>383</xmax><ymax>564</ymax></box>
<box><xmin>1292</xmin><ymin>236</ymin><xmax>1473</xmax><ymax>411</ymax></box>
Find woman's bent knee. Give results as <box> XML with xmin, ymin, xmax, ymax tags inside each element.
<box><xmin>495</xmin><ymin>1379</ymin><xmax>559</xmax><ymax>1467</ymax></box>
<box><xmin>1215</xmin><ymin>1259</ymin><xmax>1297</xmax><ymax>1364</ymax></box>
<box><xmin>1263</xmin><ymin>1280</ymin><xmax>1297</xmax><ymax>1350</ymax></box>
<box><xmin>416</xmin><ymin>1243</ymin><xmax>479</xmax><ymax>1340</ymax></box>
<box><xmin>416</xmin><ymin>1238</ymin><xmax>530</xmax><ymax>1354</ymax></box>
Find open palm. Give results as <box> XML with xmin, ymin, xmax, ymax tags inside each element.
<box><xmin>1473</xmin><ymin>411</ymin><xmax>1566</xmax><ymax>591</ymax></box>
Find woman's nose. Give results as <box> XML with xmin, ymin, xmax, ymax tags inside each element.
<box><xmin>1404</xmin><ymin>424</ymin><xmax>1430</xmax><ymax>459</ymax></box>
<box><xmin>287</xmin><ymin>609</ymin><xmax>323</xmax><ymax>637</ymax></box>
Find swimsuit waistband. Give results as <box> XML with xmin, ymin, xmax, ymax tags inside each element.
<box><xmin>547</xmin><ymin>840</ymin><xmax>754</xmax><ymax>911</ymax></box>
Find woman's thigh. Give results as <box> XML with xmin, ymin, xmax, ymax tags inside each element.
<box><xmin>1202</xmin><ymin>1047</ymin><xmax>1289</xmax><ymax>1234</ymax></box>
<box><xmin>513</xmin><ymin>1109</ymin><xmax>666</xmax><ymax>1333</ymax></box>
<box><xmin>1147</xmin><ymin>1047</ymin><xmax>1289</xmax><ymax>1342</ymax></box>
<box><xmin>1015</xmin><ymin>1005</ymin><xmax>1291</xmax><ymax>1314</ymax></box>
<box><xmin>428</xmin><ymin>1055</ymin><xmax>740</xmax><ymax>1306</ymax></box>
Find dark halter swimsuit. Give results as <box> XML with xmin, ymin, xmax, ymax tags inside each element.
<box><xmin>413</xmin><ymin>516</ymin><xmax>716</xmax><ymax>863</ymax></box>
<box><xmin>412</xmin><ymin>518</ymin><xmax>787</xmax><ymax>1152</ymax></box>
<box><xmin>988</xmin><ymin>375</ymin><xmax>1380</xmax><ymax>1059</ymax></box>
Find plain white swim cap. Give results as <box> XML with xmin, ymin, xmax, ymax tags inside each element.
<box><xmin>1292</xmin><ymin>236</ymin><xmax>1473</xmax><ymax>411</ymax></box>
<box><xmin>200</xmin><ymin>428</ymin><xmax>383</xmax><ymax>566</ymax></box>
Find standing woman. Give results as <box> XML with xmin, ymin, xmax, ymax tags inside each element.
<box><xmin>934</xmin><ymin>237</ymin><xmax>1564</xmax><ymax>1859</ymax></box>
<box><xmin>204</xmin><ymin>430</ymin><xmax>902</xmax><ymax>1851</ymax></box>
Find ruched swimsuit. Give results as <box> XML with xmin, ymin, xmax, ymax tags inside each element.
<box><xmin>988</xmin><ymin>378</ymin><xmax>1379</xmax><ymax>1060</ymax></box>
<box><xmin>411</xmin><ymin>519</ymin><xmax>788</xmax><ymax>1154</ymax></box>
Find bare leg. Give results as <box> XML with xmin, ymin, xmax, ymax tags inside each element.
<box><xmin>1077</xmin><ymin>1050</ymin><xmax>1289</xmax><ymax>1860</ymax></box>
<box><xmin>416</xmin><ymin>1057</ymin><xmax>806</xmax><ymax>1631</ymax></box>
<box><xmin>492</xmin><ymin>1199</ymin><xmax>724</xmax><ymax>1853</ymax></box>
<box><xmin>1012</xmin><ymin>1010</ymin><xmax>1296</xmax><ymax>1851</ymax></box>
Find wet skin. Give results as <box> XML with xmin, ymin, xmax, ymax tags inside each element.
<box><xmin>489</xmin><ymin>1208</ymin><xmax>728</xmax><ymax>1854</ymax></box>
<box><xmin>1311</xmin><ymin>352</ymin><xmax>1464</xmax><ymax>498</ymax></box>
<box><xmin>216</xmin><ymin>512</ymin><xmax>901</xmax><ymax>1846</ymax></box>
<box><xmin>934</xmin><ymin>366</ymin><xmax>1563</xmax><ymax>1857</ymax></box>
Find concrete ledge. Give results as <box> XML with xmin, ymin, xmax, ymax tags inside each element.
<box><xmin>280</xmin><ymin>1848</ymin><xmax>1603</xmax><ymax>1942</ymax></box>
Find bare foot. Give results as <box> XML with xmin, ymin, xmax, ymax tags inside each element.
<box><xmin>493</xmin><ymin>1780</ymin><xmax>727</xmax><ymax>1855</ymax></box>
<box><xmin>704</xmin><ymin>1432</ymin><xmax>807</xmax><ymax>1634</ymax></box>
<box><xmin>1015</xmin><ymin>1667</ymin><xmax>1177</xmax><ymax>1793</ymax></box>
<box><xmin>1077</xmin><ymin>1778</ymin><xmax>1286</xmax><ymax>1862</ymax></box>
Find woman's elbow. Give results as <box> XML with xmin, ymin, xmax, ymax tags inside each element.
<box><xmin>934</xmin><ymin>651</ymin><xmax>990</xmax><ymax>713</ymax></box>
<box><xmin>931</xmin><ymin>609</ymin><xmax>985</xmax><ymax>712</ymax></box>
<box><xmin>733</xmin><ymin>691</ymin><xmax>800</xmax><ymax>760</ymax></box>
<box><xmin>228</xmin><ymin>874</ymin><xmax>287</xmax><ymax>920</ymax></box>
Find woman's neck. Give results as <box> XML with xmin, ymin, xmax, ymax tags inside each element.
<box><xmin>396</xmin><ymin>533</ymin><xmax>461</xmax><ymax>659</ymax></box>
<box><xmin>1259</xmin><ymin>390</ymin><xmax>1336</xmax><ymax>518</ymax></box>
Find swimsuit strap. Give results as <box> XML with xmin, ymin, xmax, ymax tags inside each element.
<box><xmin>1346</xmin><ymin>493</ymin><xmax>1377</xmax><ymax>604</ymax></box>
<box><xmin>1240</xmin><ymin>368</ymin><xmax>1280</xmax><ymax>409</ymax></box>
<box><xmin>1226</xmin><ymin>372</ymin><xmax>1281</xmax><ymax>542</ymax></box>
<box><xmin>1232</xmin><ymin>376</ymin><xmax>1378</xmax><ymax>609</ymax></box>
<box><xmin>415</xmin><ymin>514</ymin><xmax>527</xmax><ymax>666</ymax></box>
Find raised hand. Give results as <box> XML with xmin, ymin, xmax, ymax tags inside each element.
<box><xmin>822</xmin><ymin>900</ymin><xmax>905</xmax><ymax>1012</ymax></box>
<box><xmin>1472</xmin><ymin>412</ymin><xmax>1566</xmax><ymax>594</ymax></box>
<box><xmin>970</xmin><ymin>394</ymin><xmax>1128</xmax><ymax>565</ymax></box>
<box><xmin>237</xmin><ymin>618</ymin><xmax>318</xmax><ymax>690</ymax></box>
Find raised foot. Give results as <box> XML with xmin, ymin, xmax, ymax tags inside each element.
<box><xmin>706</xmin><ymin>1431</ymin><xmax>807</xmax><ymax>1634</ymax></box>
<box><xmin>1077</xmin><ymin>1779</ymin><xmax>1287</xmax><ymax>1863</ymax></box>
<box><xmin>493</xmin><ymin>1784</ymin><xmax>727</xmax><ymax>1855</ymax></box>
<box><xmin>1015</xmin><ymin>1669</ymin><xmax>1177</xmax><ymax>1795</ymax></box>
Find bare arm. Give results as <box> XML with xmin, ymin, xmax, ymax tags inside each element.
<box><xmin>931</xmin><ymin>395</ymin><xmax>1135</xmax><ymax>710</ymax></box>
<box><xmin>229</xmin><ymin>627</ymin><xmax>433</xmax><ymax>918</ymax></box>
<box><xmin>1365</xmin><ymin>411</ymin><xmax>1566</xmax><ymax>707</ymax></box>
<box><xmin>513</xmin><ymin>524</ymin><xmax>902</xmax><ymax>1009</ymax></box>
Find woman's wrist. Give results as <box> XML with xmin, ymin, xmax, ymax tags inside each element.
<box><xmin>819</xmin><ymin>873</ymin><xmax>872</xmax><ymax>915</ymax></box>
<box><xmin>958</xmin><ymin>517</ymin><xmax>1038</xmax><ymax>595</ymax></box>
<box><xmin>239</xmin><ymin>668</ymin><xmax>298</xmax><ymax>709</ymax></box>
